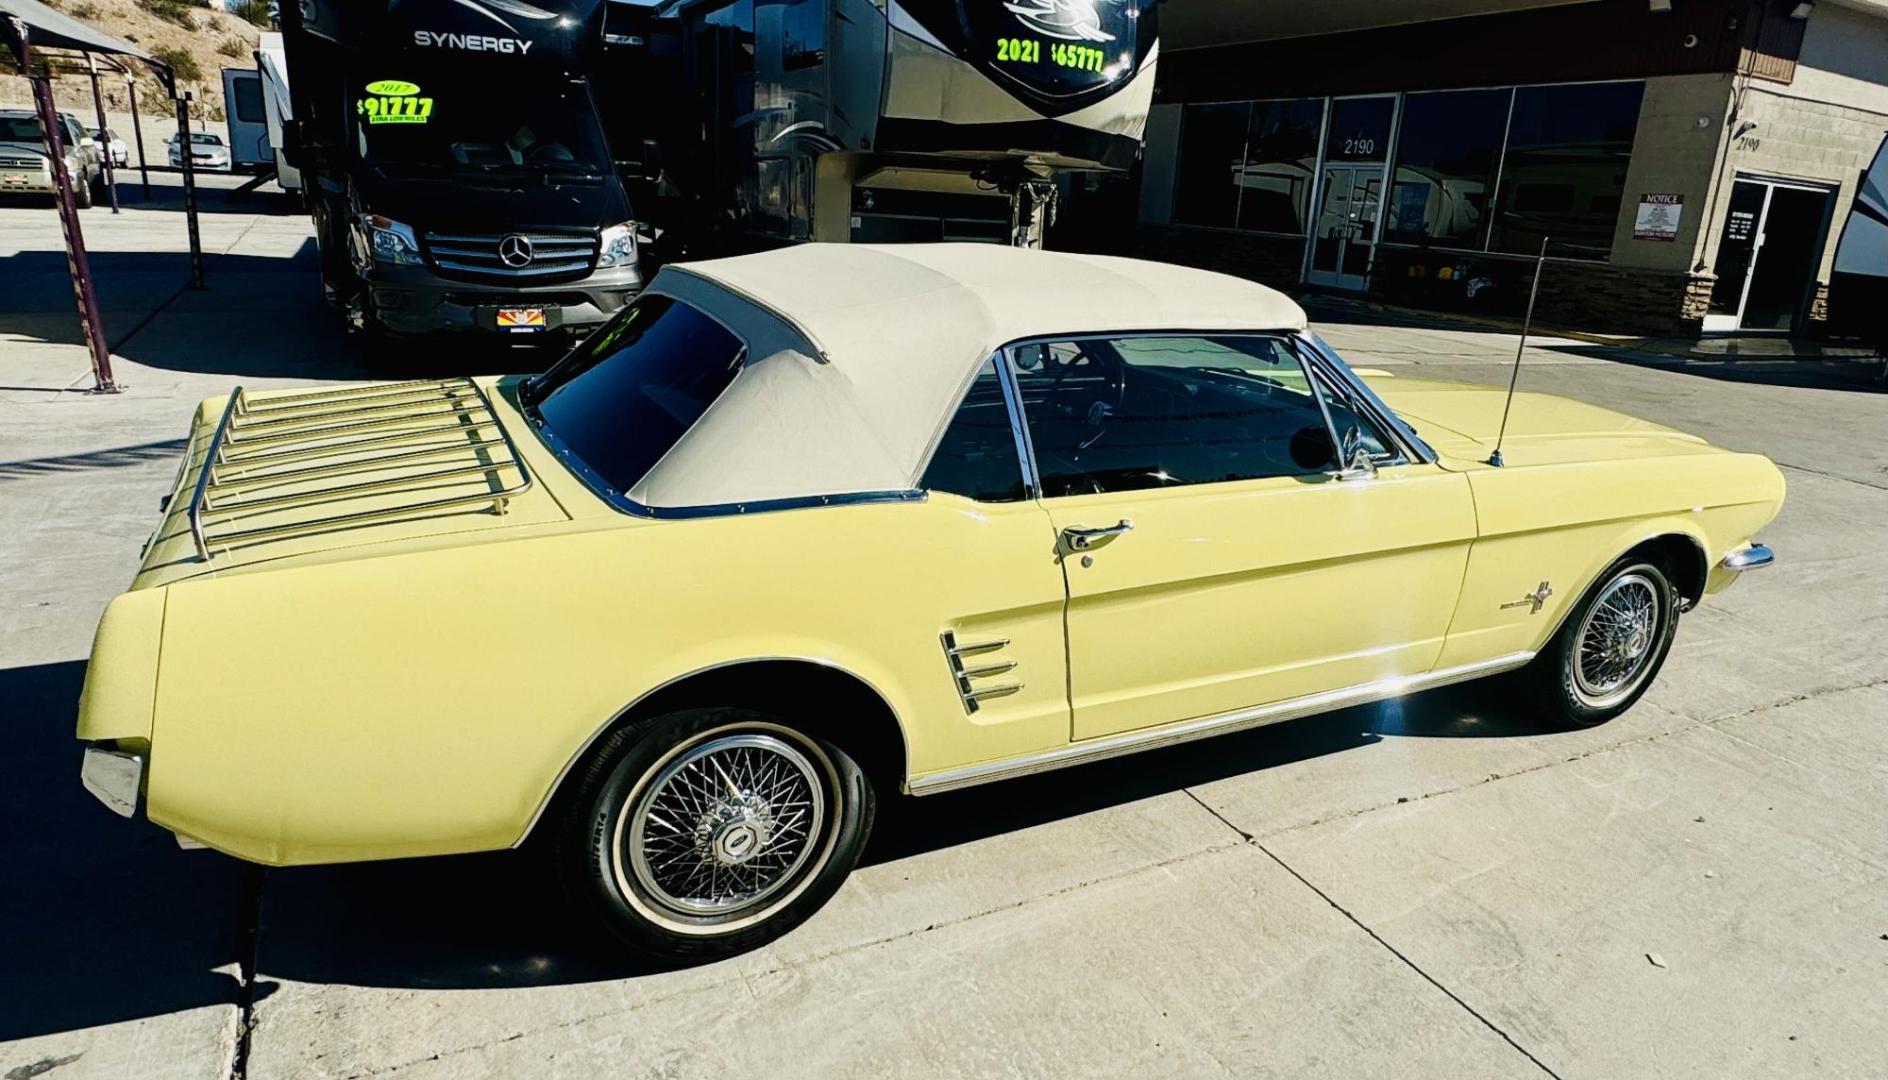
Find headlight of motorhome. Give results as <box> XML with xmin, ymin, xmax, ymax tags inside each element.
<box><xmin>368</xmin><ymin>215</ymin><xmax>423</xmax><ymax>266</ymax></box>
<box><xmin>595</xmin><ymin>222</ymin><xmax>638</xmax><ymax>269</ymax></box>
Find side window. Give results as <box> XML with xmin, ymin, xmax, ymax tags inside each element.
<box><xmin>921</xmin><ymin>358</ymin><xmax>1026</xmax><ymax>502</ymax></box>
<box><xmin>1012</xmin><ymin>334</ymin><xmax>1371</xmax><ymax>498</ymax></box>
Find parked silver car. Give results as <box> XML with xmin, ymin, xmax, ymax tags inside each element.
<box><xmin>168</xmin><ymin>131</ymin><xmax>231</xmax><ymax>171</ymax></box>
<box><xmin>0</xmin><ymin>109</ymin><xmax>105</xmax><ymax>207</ymax></box>
<box><xmin>87</xmin><ymin>126</ymin><xmax>129</xmax><ymax>168</ymax></box>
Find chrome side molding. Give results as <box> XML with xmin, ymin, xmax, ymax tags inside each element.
<box><xmin>908</xmin><ymin>651</ymin><xmax>1537</xmax><ymax>795</ymax></box>
<box><xmin>1721</xmin><ymin>544</ymin><xmax>1775</xmax><ymax>573</ymax></box>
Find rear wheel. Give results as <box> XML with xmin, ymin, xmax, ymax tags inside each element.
<box><xmin>1522</xmin><ymin>555</ymin><xmax>1679</xmax><ymax>728</ymax></box>
<box><xmin>554</xmin><ymin>707</ymin><xmax>874</xmax><ymax>963</ymax></box>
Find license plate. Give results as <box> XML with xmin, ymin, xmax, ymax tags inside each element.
<box><xmin>496</xmin><ymin>307</ymin><xmax>547</xmax><ymax>332</ymax></box>
<box><xmin>2</xmin><ymin>173</ymin><xmax>27</xmax><ymax>188</ymax></box>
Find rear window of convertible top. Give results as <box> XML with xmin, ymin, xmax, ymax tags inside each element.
<box><xmin>522</xmin><ymin>295</ymin><xmax>745</xmax><ymax>497</ymax></box>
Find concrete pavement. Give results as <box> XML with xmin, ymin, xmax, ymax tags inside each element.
<box><xmin>3</xmin><ymin>193</ymin><xmax>1885</xmax><ymax>1079</ymax></box>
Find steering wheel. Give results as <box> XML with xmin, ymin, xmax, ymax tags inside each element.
<box><xmin>1044</xmin><ymin>349</ymin><xmax>1127</xmax><ymax>439</ymax></box>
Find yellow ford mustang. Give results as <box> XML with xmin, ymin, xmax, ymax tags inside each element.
<box><xmin>77</xmin><ymin>244</ymin><xmax>1782</xmax><ymax>960</ymax></box>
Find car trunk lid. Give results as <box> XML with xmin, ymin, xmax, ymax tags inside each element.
<box><xmin>133</xmin><ymin>377</ymin><xmax>573</xmax><ymax>588</ymax></box>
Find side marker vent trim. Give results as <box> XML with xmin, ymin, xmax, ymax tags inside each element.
<box><xmin>940</xmin><ymin>631</ymin><xmax>1022</xmax><ymax>714</ymax></box>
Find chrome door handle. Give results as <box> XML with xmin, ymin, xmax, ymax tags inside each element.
<box><xmin>1062</xmin><ymin>519</ymin><xmax>1134</xmax><ymax>550</ymax></box>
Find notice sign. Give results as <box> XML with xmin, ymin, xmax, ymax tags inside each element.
<box><xmin>1634</xmin><ymin>193</ymin><xmax>1685</xmax><ymax>241</ymax></box>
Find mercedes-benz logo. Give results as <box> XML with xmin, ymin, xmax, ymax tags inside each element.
<box><xmin>497</xmin><ymin>234</ymin><xmax>534</xmax><ymax>268</ymax></box>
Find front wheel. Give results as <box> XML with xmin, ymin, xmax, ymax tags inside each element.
<box><xmin>554</xmin><ymin>708</ymin><xmax>874</xmax><ymax>963</ymax></box>
<box><xmin>1522</xmin><ymin>556</ymin><xmax>1679</xmax><ymax>728</ymax></box>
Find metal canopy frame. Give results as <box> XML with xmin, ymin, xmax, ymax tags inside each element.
<box><xmin>2</xmin><ymin>2</ymin><xmax>205</xmax><ymax>394</ymax></box>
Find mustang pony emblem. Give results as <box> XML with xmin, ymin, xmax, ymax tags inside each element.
<box><xmin>1501</xmin><ymin>581</ymin><xmax>1554</xmax><ymax>615</ymax></box>
<box><xmin>1003</xmin><ymin>0</ymin><xmax>1118</xmax><ymax>43</ymax></box>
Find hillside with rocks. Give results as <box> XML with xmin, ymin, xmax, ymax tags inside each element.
<box><xmin>1</xmin><ymin>0</ymin><xmax>267</xmax><ymax>122</ymax></box>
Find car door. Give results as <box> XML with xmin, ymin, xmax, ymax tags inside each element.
<box><xmin>1008</xmin><ymin>333</ymin><xmax>1477</xmax><ymax>741</ymax></box>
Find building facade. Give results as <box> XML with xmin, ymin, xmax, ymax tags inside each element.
<box><xmin>1122</xmin><ymin>0</ymin><xmax>1888</xmax><ymax>338</ymax></box>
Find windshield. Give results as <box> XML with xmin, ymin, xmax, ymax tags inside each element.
<box><xmin>0</xmin><ymin>117</ymin><xmax>48</xmax><ymax>143</ymax></box>
<box><xmin>354</xmin><ymin>75</ymin><xmax>610</xmax><ymax>175</ymax></box>
<box><xmin>522</xmin><ymin>295</ymin><xmax>746</xmax><ymax>499</ymax></box>
<box><xmin>190</xmin><ymin>133</ymin><xmax>223</xmax><ymax>146</ymax></box>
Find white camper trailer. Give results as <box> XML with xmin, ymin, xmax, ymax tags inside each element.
<box><xmin>221</xmin><ymin>67</ymin><xmax>272</xmax><ymax>172</ymax></box>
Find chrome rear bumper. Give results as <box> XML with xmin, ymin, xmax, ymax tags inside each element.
<box><xmin>1722</xmin><ymin>544</ymin><xmax>1776</xmax><ymax>573</ymax></box>
<box><xmin>80</xmin><ymin>746</ymin><xmax>143</xmax><ymax>818</ymax></box>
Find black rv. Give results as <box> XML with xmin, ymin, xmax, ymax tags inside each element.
<box><xmin>647</xmin><ymin>0</ymin><xmax>1159</xmax><ymax>250</ymax></box>
<box><xmin>280</xmin><ymin>0</ymin><xmax>654</xmax><ymax>344</ymax></box>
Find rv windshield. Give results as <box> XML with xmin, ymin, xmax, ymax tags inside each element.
<box><xmin>355</xmin><ymin>77</ymin><xmax>610</xmax><ymax>176</ymax></box>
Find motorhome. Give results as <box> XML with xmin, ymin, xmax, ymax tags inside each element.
<box><xmin>279</xmin><ymin>0</ymin><xmax>648</xmax><ymax>344</ymax></box>
<box><xmin>647</xmin><ymin>0</ymin><xmax>1159</xmax><ymax>250</ymax></box>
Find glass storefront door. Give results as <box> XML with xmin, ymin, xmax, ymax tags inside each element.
<box><xmin>1304</xmin><ymin>95</ymin><xmax>1394</xmax><ymax>292</ymax></box>
<box><xmin>1307</xmin><ymin>166</ymin><xmax>1384</xmax><ymax>291</ymax></box>
<box><xmin>1705</xmin><ymin>177</ymin><xmax>1836</xmax><ymax>333</ymax></box>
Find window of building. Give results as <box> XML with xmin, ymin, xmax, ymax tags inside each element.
<box><xmin>1324</xmin><ymin>96</ymin><xmax>1395</xmax><ymax>164</ymax></box>
<box><xmin>921</xmin><ymin>359</ymin><xmax>1026</xmax><ymax>503</ymax></box>
<box><xmin>1488</xmin><ymin>81</ymin><xmax>1645</xmax><ymax>258</ymax></box>
<box><xmin>1012</xmin><ymin>335</ymin><xmax>1386</xmax><ymax>497</ymax></box>
<box><xmin>1385</xmin><ymin>88</ymin><xmax>1511</xmax><ymax>248</ymax></box>
<box><xmin>1172</xmin><ymin>102</ymin><xmax>1249</xmax><ymax>229</ymax></box>
<box><xmin>1237</xmin><ymin>99</ymin><xmax>1325</xmax><ymax>235</ymax></box>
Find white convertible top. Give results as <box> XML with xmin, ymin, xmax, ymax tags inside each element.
<box><xmin>629</xmin><ymin>243</ymin><xmax>1309</xmax><ymax>509</ymax></box>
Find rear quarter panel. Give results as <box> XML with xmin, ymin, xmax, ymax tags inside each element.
<box><xmin>144</xmin><ymin>496</ymin><xmax>1069</xmax><ymax>865</ymax></box>
<box><xmin>1435</xmin><ymin>451</ymin><xmax>1786</xmax><ymax>668</ymax></box>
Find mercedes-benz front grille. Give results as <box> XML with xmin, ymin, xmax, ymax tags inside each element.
<box><xmin>424</xmin><ymin>231</ymin><xmax>598</xmax><ymax>281</ymax></box>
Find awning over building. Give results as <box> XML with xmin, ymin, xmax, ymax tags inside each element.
<box><xmin>1161</xmin><ymin>0</ymin><xmax>1599</xmax><ymax>49</ymax></box>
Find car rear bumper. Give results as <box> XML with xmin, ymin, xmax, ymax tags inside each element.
<box><xmin>80</xmin><ymin>745</ymin><xmax>144</xmax><ymax>818</ymax></box>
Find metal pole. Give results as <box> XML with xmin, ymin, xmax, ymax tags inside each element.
<box><xmin>8</xmin><ymin>19</ymin><xmax>119</xmax><ymax>392</ymax></box>
<box><xmin>126</xmin><ymin>74</ymin><xmax>150</xmax><ymax>198</ymax></box>
<box><xmin>87</xmin><ymin>54</ymin><xmax>119</xmax><ymax>213</ymax></box>
<box><xmin>175</xmin><ymin>90</ymin><xmax>206</xmax><ymax>289</ymax></box>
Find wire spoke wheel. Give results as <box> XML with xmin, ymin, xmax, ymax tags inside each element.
<box><xmin>1571</xmin><ymin>571</ymin><xmax>1664</xmax><ymax>709</ymax></box>
<box><xmin>618</xmin><ymin>732</ymin><xmax>830</xmax><ymax>926</ymax></box>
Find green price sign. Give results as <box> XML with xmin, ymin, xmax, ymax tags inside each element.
<box><xmin>994</xmin><ymin>36</ymin><xmax>1107</xmax><ymax>73</ymax></box>
<box><xmin>357</xmin><ymin>81</ymin><xmax>434</xmax><ymax>125</ymax></box>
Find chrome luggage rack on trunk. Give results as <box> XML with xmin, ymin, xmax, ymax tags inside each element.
<box><xmin>185</xmin><ymin>378</ymin><xmax>532</xmax><ymax>562</ymax></box>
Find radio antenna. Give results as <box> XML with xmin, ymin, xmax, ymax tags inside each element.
<box><xmin>1488</xmin><ymin>236</ymin><xmax>1550</xmax><ymax>468</ymax></box>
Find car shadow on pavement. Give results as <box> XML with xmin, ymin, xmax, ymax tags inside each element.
<box><xmin>245</xmin><ymin>679</ymin><xmax>1548</xmax><ymax>990</ymax></box>
<box><xmin>2</xmin><ymin>659</ymin><xmax>1549</xmax><ymax>1028</ymax></box>
<box><xmin>866</xmin><ymin>677</ymin><xmax>1541</xmax><ymax>864</ymax></box>
<box><xmin>0</xmin><ymin>659</ymin><xmax>261</xmax><ymax>1043</ymax></box>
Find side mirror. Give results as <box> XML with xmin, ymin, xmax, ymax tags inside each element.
<box><xmin>1331</xmin><ymin>425</ymin><xmax>1378</xmax><ymax>482</ymax></box>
